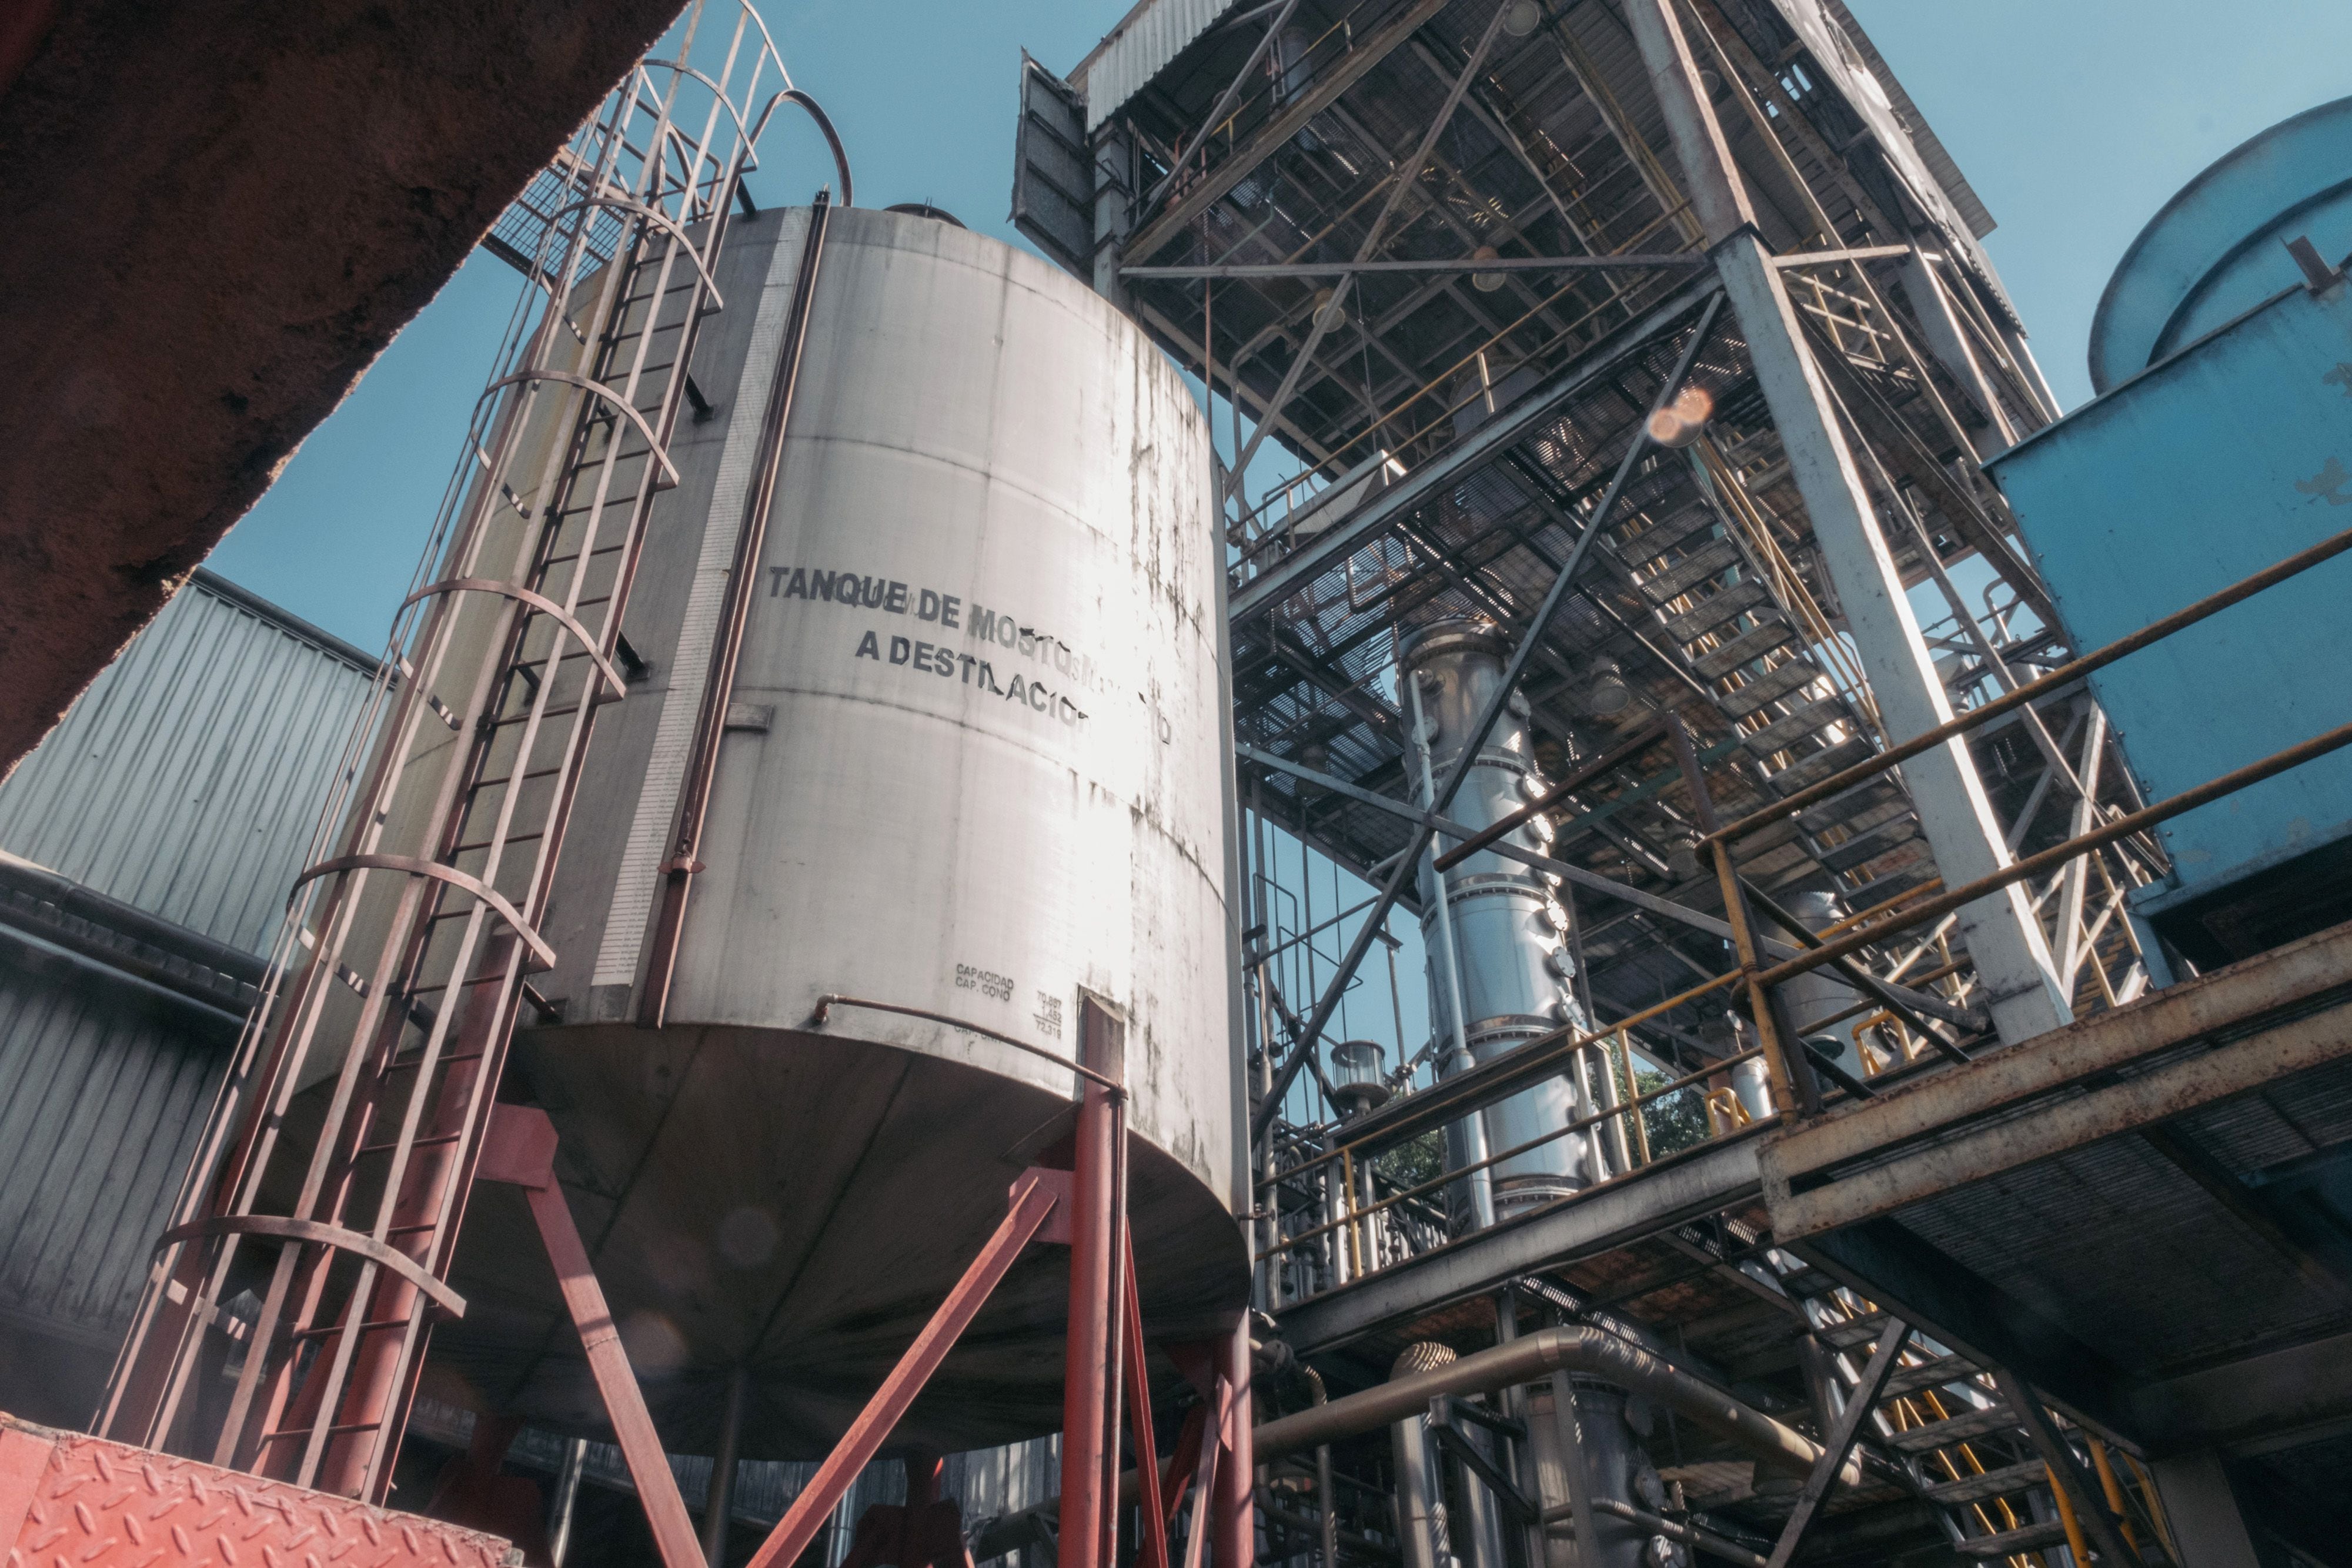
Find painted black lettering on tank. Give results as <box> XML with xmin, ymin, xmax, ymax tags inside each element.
<box><xmin>918</xmin><ymin>590</ymin><xmax>941</xmax><ymax>622</ymax></box>
<box><xmin>855</xmin><ymin>631</ymin><xmax>880</xmax><ymax>660</ymax></box>
<box><xmin>911</xmin><ymin>642</ymin><xmax>934</xmax><ymax>673</ymax></box>
<box><xmin>941</xmin><ymin>596</ymin><xmax>961</xmax><ymax>630</ymax></box>
<box><xmin>862</xmin><ymin>576</ymin><xmax>891</xmax><ymax>610</ymax></box>
<box><xmin>769</xmin><ymin>566</ymin><xmax>789</xmax><ymax>597</ymax></box>
<box><xmin>810</xmin><ymin>570</ymin><xmax>837</xmax><ymax>601</ymax></box>
<box><xmin>886</xmin><ymin>581</ymin><xmax>908</xmax><ymax>614</ymax></box>
<box><xmin>957</xmin><ymin>653</ymin><xmax>977</xmax><ymax>684</ymax></box>
<box><xmin>889</xmin><ymin>636</ymin><xmax>911</xmax><ymax>665</ymax></box>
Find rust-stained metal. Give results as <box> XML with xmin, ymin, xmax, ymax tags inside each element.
<box><xmin>741</xmin><ymin>1171</ymin><xmax>1071</xmax><ymax>1568</ymax></box>
<box><xmin>96</xmin><ymin>9</ymin><xmax>789</xmax><ymax>1498</ymax></box>
<box><xmin>1761</xmin><ymin>920</ymin><xmax>2352</xmax><ymax>1240</ymax></box>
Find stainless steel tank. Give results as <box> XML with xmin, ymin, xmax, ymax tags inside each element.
<box><xmin>1402</xmin><ymin>620</ymin><xmax>1594</xmax><ymax>1225</ymax></box>
<box><xmin>433</xmin><ymin>206</ymin><xmax>1248</xmax><ymax>1458</ymax></box>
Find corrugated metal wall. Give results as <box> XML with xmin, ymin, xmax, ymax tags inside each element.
<box><xmin>0</xmin><ymin>571</ymin><xmax>378</xmax><ymax>957</ymax></box>
<box><xmin>0</xmin><ymin>956</ymin><xmax>228</xmax><ymax>1346</ymax></box>
<box><xmin>0</xmin><ymin>570</ymin><xmax>378</xmax><ymax>1421</ymax></box>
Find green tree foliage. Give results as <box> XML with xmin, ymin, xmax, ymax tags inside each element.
<box><xmin>1375</xmin><ymin>1128</ymin><xmax>1448</xmax><ymax>1191</ymax></box>
<box><xmin>1636</xmin><ymin>1068</ymin><xmax>1710</xmax><ymax>1157</ymax></box>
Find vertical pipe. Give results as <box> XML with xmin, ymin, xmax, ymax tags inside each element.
<box><xmin>1060</xmin><ymin>997</ymin><xmax>1126</xmax><ymax>1568</ymax></box>
<box><xmin>1390</xmin><ymin>1345</ymin><xmax>1455</xmax><ymax>1568</ymax></box>
<box><xmin>549</xmin><ymin>1436</ymin><xmax>589</xmax><ymax>1567</ymax></box>
<box><xmin>1302</xmin><ymin>1369</ymin><xmax>1339</xmax><ymax>1568</ymax></box>
<box><xmin>1496</xmin><ymin>1289</ymin><xmax>1549</xmax><ymax>1568</ymax></box>
<box><xmin>703</xmin><ymin>1366</ymin><xmax>749</xmax><ymax>1566</ymax></box>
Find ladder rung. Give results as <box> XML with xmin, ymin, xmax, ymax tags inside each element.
<box><xmin>263</xmin><ymin>1419</ymin><xmax>384</xmax><ymax>1443</ymax></box>
<box><xmin>290</xmin><ymin>1318</ymin><xmax>413</xmax><ymax>1343</ymax></box>
<box><xmin>353</xmin><ymin>1131</ymin><xmax>463</xmax><ymax>1158</ymax></box>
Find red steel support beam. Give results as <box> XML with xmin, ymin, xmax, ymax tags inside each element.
<box><xmin>478</xmin><ymin>1105</ymin><xmax>704</xmax><ymax>1568</ymax></box>
<box><xmin>1060</xmin><ymin>995</ymin><xmax>1128</xmax><ymax>1568</ymax></box>
<box><xmin>745</xmin><ymin>1171</ymin><xmax>1070</xmax><ymax>1568</ymax></box>
<box><xmin>1123</xmin><ymin>1238</ymin><xmax>1170</xmax><ymax>1568</ymax></box>
<box><xmin>1211</xmin><ymin>1324</ymin><xmax>1255</xmax><ymax>1568</ymax></box>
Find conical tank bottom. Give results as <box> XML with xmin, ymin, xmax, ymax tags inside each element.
<box><xmin>428</xmin><ymin>1022</ymin><xmax>1246</xmax><ymax>1459</ymax></box>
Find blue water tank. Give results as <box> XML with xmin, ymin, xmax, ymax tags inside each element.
<box><xmin>1987</xmin><ymin>99</ymin><xmax>2352</xmax><ymax>974</ymax></box>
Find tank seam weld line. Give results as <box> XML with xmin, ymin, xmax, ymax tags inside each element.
<box><xmin>593</xmin><ymin>215</ymin><xmax>811</xmax><ymax>989</ymax></box>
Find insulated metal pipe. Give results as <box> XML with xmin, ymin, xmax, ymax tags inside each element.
<box><xmin>970</xmin><ymin>1326</ymin><xmax>1847</xmax><ymax>1561</ymax></box>
<box><xmin>1252</xmin><ymin>1327</ymin><xmax>1855</xmax><ymax>1486</ymax></box>
<box><xmin>1390</xmin><ymin>1343</ymin><xmax>1455</xmax><ymax>1568</ymax></box>
<box><xmin>702</xmin><ymin>1366</ymin><xmax>749</xmax><ymax>1566</ymax></box>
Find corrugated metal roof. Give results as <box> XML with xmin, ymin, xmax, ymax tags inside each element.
<box><xmin>0</xmin><ymin>959</ymin><xmax>228</xmax><ymax>1346</ymax></box>
<box><xmin>1824</xmin><ymin>0</ymin><xmax>1996</xmax><ymax>239</ymax></box>
<box><xmin>1073</xmin><ymin>0</ymin><xmax>1240</xmax><ymax>131</ymax></box>
<box><xmin>0</xmin><ymin>572</ymin><xmax>378</xmax><ymax>957</ymax></box>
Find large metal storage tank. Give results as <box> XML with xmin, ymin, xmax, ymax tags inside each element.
<box><xmin>434</xmin><ymin>205</ymin><xmax>1249</xmax><ymax>1458</ymax></box>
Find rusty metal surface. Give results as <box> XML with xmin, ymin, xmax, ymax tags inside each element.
<box><xmin>1760</xmin><ymin>917</ymin><xmax>2352</xmax><ymax>1237</ymax></box>
<box><xmin>0</xmin><ymin>1413</ymin><xmax>514</xmax><ymax>1568</ymax></box>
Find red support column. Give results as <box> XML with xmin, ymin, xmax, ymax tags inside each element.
<box><xmin>1211</xmin><ymin>1322</ymin><xmax>1254</xmax><ymax>1568</ymax></box>
<box><xmin>1057</xmin><ymin>995</ymin><xmax>1127</xmax><ymax>1568</ymax></box>
<box><xmin>1122</xmin><ymin>1238</ymin><xmax>1170</xmax><ymax>1568</ymax></box>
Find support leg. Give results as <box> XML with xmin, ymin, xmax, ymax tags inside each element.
<box><xmin>704</xmin><ymin>1365</ymin><xmax>749</xmax><ymax>1567</ymax></box>
<box><xmin>1211</xmin><ymin>1323</ymin><xmax>1255</xmax><ymax>1568</ymax></box>
<box><xmin>1124</xmin><ymin>1238</ymin><xmax>1171</xmax><ymax>1568</ymax></box>
<box><xmin>1060</xmin><ymin>995</ymin><xmax>1128</xmax><ymax>1568</ymax></box>
<box><xmin>479</xmin><ymin>1105</ymin><xmax>706</xmax><ymax>1568</ymax></box>
<box><xmin>1622</xmin><ymin>0</ymin><xmax>2074</xmax><ymax>1047</ymax></box>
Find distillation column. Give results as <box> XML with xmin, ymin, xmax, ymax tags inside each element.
<box><xmin>1404</xmin><ymin>620</ymin><xmax>1599</xmax><ymax>1228</ymax></box>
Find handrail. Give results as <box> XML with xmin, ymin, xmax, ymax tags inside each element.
<box><xmin>1269</xmin><ymin>1045</ymin><xmax>1767</xmax><ymax>1255</ymax></box>
<box><xmin>1708</xmin><ymin>523</ymin><xmax>2352</xmax><ymax>844</ymax></box>
<box><xmin>1754</xmin><ymin>714</ymin><xmax>2352</xmax><ymax>990</ymax></box>
<box><xmin>812</xmin><ymin>994</ymin><xmax>1120</xmax><ymax>1094</ymax></box>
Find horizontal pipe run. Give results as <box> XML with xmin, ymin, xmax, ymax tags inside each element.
<box><xmin>971</xmin><ymin>1329</ymin><xmax>1843</xmax><ymax>1562</ymax></box>
<box><xmin>1756</xmin><ymin>716</ymin><xmax>2352</xmax><ymax>990</ymax></box>
<box><xmin>1709</xmin><ymin>523</ymin><xmax>2352</xmax><ymax>844</ymax></box>
<box><xmin>1432</xmin><ymin>721</ymin><xmax>1669</xmax><ymax>872</ymax></box>
<box><xmin>1267</xmin><ymin>1048</ymin><xmax>1769</xmax><ymax>1254</ymax></box>
<box><xmin>1254</xmin><ymin>1327</ymin><xmax>1851</xmax><ymax>1482</ymax></box>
